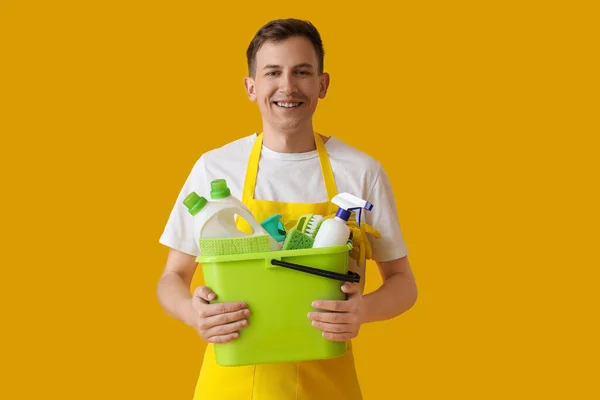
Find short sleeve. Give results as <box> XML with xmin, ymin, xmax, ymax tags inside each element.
<box><xmin>364</xmin><ymin>167</ymin><xmax>409</xmax><ymax>262</ymax></box>
<box><xmin>158</xmin><ymin>156</ymin><xmax>209</xmax><ymax>257</ymax></box>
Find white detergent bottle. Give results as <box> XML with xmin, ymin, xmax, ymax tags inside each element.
<box><xmin>184</xmin><ymin>191</ymin><xmax>281</xmax><ymax>250</ymax></box>
<box><xmin>184</xmin><ymin>192</ymin><xmax>244</xmax><ymax>246</ymax></box>
<box><xmin>208</xmin><ymin>178</ymin><xmax>281</xmax><ymax>250</ymax></box>
<box><xmin>312</xmin><ymin>193</ymin><xmax>374</xmax><ymax>248</ymax></box>
<box><xmin>208</xmin><ymin>179</ymin><xmax>253</xmax><ymax>215</ymax></box>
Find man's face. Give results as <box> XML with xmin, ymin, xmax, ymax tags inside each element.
<box><xmin>244</xmin><ymin>36</ymin><xmax>329</xmax><ymax>132</ymax></box>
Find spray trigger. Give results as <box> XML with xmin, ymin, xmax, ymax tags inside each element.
<box><xmin>348</xmin><ymin>202</ymin><xmax>373</xmax><ymax>227</ymax></box>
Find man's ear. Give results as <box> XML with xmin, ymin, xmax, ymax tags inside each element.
<box><xmin>318</xmin><ymin>72</ymin><xmax>330</xmax><ymax>99</ymax></box>
<box><xmin>244</xmin><ymin>76</ymin><xmax>257</xmax><ymax>101</ymax></box>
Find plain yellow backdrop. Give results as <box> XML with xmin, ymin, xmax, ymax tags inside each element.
<box><xmin>1</xmin><ymin>1</ymin><xmax>598</xmax><ymax>399</ymax></box>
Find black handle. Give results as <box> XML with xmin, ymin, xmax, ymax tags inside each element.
<box><xmin>270</xmin><ymin>259</ymin><xmax>361</xmax><ymax>283</ymax></box>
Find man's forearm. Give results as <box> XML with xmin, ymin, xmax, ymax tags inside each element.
<box><xmin>362</xmin><ymin>269</ymin><xmax>418</xmax><ymax>323</ymax></box>
<box><xmin>157</xmin><ymin>272</ymin><xmax>194</xmax><ymax>326</ymax></box>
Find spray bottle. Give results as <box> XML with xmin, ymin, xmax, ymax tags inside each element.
<box><xmin>312</xmin><ymin>193</ymin><xmax>373</xmax><ymax>248</ymax></box>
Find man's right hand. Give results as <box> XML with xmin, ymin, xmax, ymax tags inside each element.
<box><xmin>188</xmin><ymin>286</ymin><xmax>250</xmax><ymax>344</ymax></box>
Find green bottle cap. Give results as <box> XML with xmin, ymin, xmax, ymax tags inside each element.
<box><xmin>210</xmin><ymin>179</ymin><xmax>231</xmax><ymax>199</ymax></box>
<box><xmin>183</xmin><ymin>192</ymin><xmax>208</xmax><ymax>216</ymax></box>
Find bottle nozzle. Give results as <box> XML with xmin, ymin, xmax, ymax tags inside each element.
<box><xmin>335</xmin><ymin>208</ymin><xmax>352</xmax><ymax>221</ymax></box>
<box><xmin>332</xmin><ymin>193</ymin><xmax>373</xmax><ymax>226</ymax></box>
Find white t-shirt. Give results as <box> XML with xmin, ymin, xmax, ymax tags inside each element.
<box><xmin>159</xmin><ymin>134</ymin><xmax>408</xmax><ymax>262</ymax></box>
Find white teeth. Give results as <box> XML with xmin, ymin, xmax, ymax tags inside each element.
<box><xmin>276</xmin><ymin>102</ymin><xmax>300</xmax><ymax>108</ymax></box>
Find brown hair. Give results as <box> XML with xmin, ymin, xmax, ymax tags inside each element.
<box><xmin>246</xmin><ymin>18</ymin><xmax>325</xmax><ymax>77</ymax></box>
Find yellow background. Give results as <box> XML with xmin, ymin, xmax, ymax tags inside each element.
<box><xmin>2</xmin><ymin>1</ymin><xmax>598</xmax><ymax>399</ymax></box>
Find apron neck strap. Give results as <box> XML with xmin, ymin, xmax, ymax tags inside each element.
<box><xmin>242</xmin><ymin>132</ymin><xmax>338</xmax><ymax>204</ymax></box>
<box><xmin>314</xmin><ymin>132</ymin><xmax>338</xmax><ymax>201</ymax></box>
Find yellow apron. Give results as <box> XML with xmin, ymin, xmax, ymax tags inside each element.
<box><xmin>194</xmin><ymin>132</ymin><xmax>363</xmax><ymax>399</ymax></box>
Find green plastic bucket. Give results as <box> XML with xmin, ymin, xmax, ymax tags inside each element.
<box><xmin>196</xmin><ymin>243</ymin><xmax>360</xmax><ymax>367</ymax></box>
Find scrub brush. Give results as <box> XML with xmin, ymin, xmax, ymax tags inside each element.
<box><xmin>305</xmin><ymin>215</ymin><xmax>324</xmax><ymax>238</ymax></box>
<box><xmin>295</xmin><ymin>214</ymin><xmax>314</xmax><ymax>233</ymax></box>
<box><xmin>295</xmin><ymin>214</ymin><xmax>324</xmax><ymax>239</ymax></box>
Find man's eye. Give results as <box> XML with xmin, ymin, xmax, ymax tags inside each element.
<box><xmin>296</xmin><ymin>70</ymin><xmax>309</xmax><ymax>75</ymax></box>
<box><xmin>266</xmin><ymin>71</ymin><xmax>279</xmax><ymax>76</ymax></box>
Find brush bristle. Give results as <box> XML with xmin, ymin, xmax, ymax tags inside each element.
<box><xmin>305</xmin><ymin>215</ymin><xmax>324</xmax><ymax>238</ymax></box>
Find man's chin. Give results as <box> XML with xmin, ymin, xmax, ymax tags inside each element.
<box><xmin>268</xmin><ymin>116</ymin><xmax>309</xmax><ymax>130</ymax></box>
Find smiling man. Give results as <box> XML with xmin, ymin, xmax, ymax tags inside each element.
<box><xmin>157</xmin><ymin>18</ymin><xmax>418</xmax><ymax>400</ymax></box>
<box><xmin>244</xmin><ymin>34</ymin><xmax>329</xmax><ymax>152</ymax></box>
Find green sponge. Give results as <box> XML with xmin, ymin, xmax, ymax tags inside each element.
<box><xmin>199</xmin><ymin>235</ymin><xmax>272</xmax><ymax>256</ymax></box>
<box><xmin>281</xmin><ymin>228</ymin><xmax>314</xmax><ymax>251</ymax></box>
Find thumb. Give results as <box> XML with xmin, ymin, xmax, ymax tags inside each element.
<box><xmin>193</xmin><ymin>286</ymin><xmax>216</xmax><ymax>302</ymax></box>
<box><xmin>341</xmin><ymin>282</ymin><xmax>360</xmax><ymax>294</ymax></box>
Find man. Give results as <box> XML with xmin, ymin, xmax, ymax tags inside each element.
<box><xmin>157</xmin><ymin>18</ymin><xmax>417</xmax><ymax>399</ymax></box>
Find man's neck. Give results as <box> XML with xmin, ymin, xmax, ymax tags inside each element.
<box><xmin>261</xmin><ymin>122</ymin><xmax>319</xmax><ymax>153</ymax></box>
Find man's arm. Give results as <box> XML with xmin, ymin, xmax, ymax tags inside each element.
<box><xmin>362</xmin><ymin>256</ymin><xmax>417</xmax><ymax>323</ymax></box>
<box><xmin>156</xmin><ymin>248</ymin><xmax>198</xmax><ymax>325</ymax></box>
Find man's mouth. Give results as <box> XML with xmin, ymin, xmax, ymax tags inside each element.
<box><xmin>273</xmin><ymin>101</ymin><xmax>304</xmax><ymax>108</ymax></box>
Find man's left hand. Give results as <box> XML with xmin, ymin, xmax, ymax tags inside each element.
<box><xmin>308</xmin><ymin>282</ymin><xmax>364</xmax><ymax>341</ymax></box>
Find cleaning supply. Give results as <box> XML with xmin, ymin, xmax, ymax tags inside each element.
<box><xmin>295</xmin><ymin>214</ymin><xmax>324</xmax><ymax>238</ymax></box>
<box><xmin>208</xmin><ymin>178</ymin><xmax>283</xmax><ymax>250</ymax></box>
<box><xmin>346</xmin><ymin>219</ymin><xmax>381</xmax><ymax>266</ymax></box>
<box><xmin>305</xmin><ymin>215</ymin><xmax>324</xmax><ymax>238</ymax></box>
<box><xmin>184</xmin><ymin>193</ymin><xmax>244</xmax><ymax>245</ymax></box>
<box><xmin>199</xmin><ymin>235</ymin><xmax>272</xmax><ymax>256</ymax></box>
<box><xmin>260</xmin><ymin>214</ymin><xmax>286</xmax><ymax>243</ymax></box>
<box><xmin>281</xmin><ymin>228</ymin><xmax>314</xmax><ymax>250</ymax></box>
<box><xmin>184</xmin><ymin>191</ymin><xmax>279</xmax><ymax>252</ymax></box>
<box><xmin>295</xmin><ymin>214</ymin><xmax>314</xmax><ymax>233</ymax></box>
<box><xmin>196</xmin><ymin>242</ymin><xmax>357</xmax><ymax>367</ymax></box>
<box><xmin>312</xmin><ymin>193</ymin><xmax>373</xmax><ymax>248</ymax></box>
<box><xmin>209</xmin><ymin>178</ymin><xmax>253</xmax><ymax>215</ymax></box>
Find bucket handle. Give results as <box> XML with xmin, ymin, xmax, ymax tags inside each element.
<box><xmin>270</xmin><ymin>259</ymin><xmax>361</xmax><ymax>283</ymax></box>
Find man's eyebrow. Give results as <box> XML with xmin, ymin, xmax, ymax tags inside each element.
<box><xmin>293</xmin><ymin>63</ymin><xmax>314</xmax><ymax>69</ymax></box>
<box><xmin>262</xmin><ymin>63</ymin><xmax>315</xmax><ymax>70</ymax></box>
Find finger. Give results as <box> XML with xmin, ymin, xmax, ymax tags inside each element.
<box><xmin>322</xmin><ymin>332</ymin><xmax>356</xmax><ymax>342</ymax></box>
<box><xmin>200</xmin><ymin>308</ymin><xmax>250</xmax><ymax>330</ymax></box>
<box><xmin>311</xmin><ymin>320</ymin><xmax>353</xmax><ymax>333</ymax></box>
<box><xmin>204</xmin><ymin>319</ymin><xmax>248</xmax><ymax>339</ymax></box>
<box><xmin>341</xmin><ymin>282</ymin><xmax>360</xmax><ymax>294</ymax></box>
<box><xmin>312</xmin><ymin>299</ymin><xmax>353</xmax><ymax>312</ymax></box>
<box><xmin>207</xmin><ymin>332</ymin><xmax>240</xmax><ymax>344</ymax></box>
<box><xmin>308</xmin><ymin>311</ymin><xmax>357</xmax><ymax>324</ymax></box>
<box><xmin>199</xmin><ymin>301</ymin><xmax>248</xmax><ymax>318</ymax></box>
<box><xmin>193</xmin><ymin>286</ymin><xmax>216</xmax><ymax>302</ymax></box>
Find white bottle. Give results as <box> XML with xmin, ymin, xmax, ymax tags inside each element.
<box><xmin>184</xmin><ymin>193</ymin><xmax>238</xmax><ymax>245</ymax></box>
<box><xmin>207</xmin><ymin>179</ymin><xmax>281</xmax><ymax>250</ymax></box>
<box><xmin>312</xmin><ymin>193</ymin><xmax>374</xmax><ymax>248</ymax></box>
<box><xmin>208</xmin><ymin>179</ymin><xmax>253</xmax><ymax>216</ymax></box>
<box><xmin>184</xmin><ymin>191</ymin><xmax>280</xmax><ymax>250</ymax></box>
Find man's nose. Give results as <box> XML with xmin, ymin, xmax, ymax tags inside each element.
<box><xmin>279</xmin><ymin>72</ymin><xmax>297</xmax><ymax>95</ymax></box>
